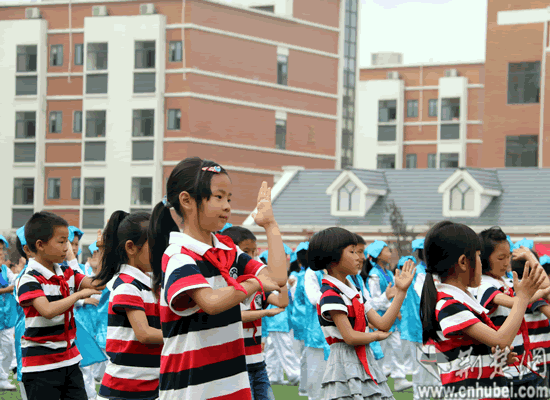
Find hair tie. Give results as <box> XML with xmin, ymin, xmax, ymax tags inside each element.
<box><xmin>162</xmin><ymin>195</ymin><xmax>167</xmax><ymax>206</ymax></box>
<box><xmin>202</xmin><ymin>165</ymin><xmax>221</xmax><ymax>173</ymax></box>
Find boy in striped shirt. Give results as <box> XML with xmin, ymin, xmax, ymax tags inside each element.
<box><xmin>15</xmin><ymin>212</ymin><xmax>103</xmax><ymax>400</ymax></box>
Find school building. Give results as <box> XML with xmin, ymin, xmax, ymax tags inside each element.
<box><xmin>0</xmin><ymin>0</ymin><xmax>359</xmax><ymax>244</ymax></box>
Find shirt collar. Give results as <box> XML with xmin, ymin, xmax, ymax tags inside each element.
<box><xmin>27</xmin><ymin>258</ymin><xmax>63</xmax><ymax>280</ymax></box>
<box><xmin>169</xmin><ymin>231</ymin><xmax>232</xmax><ymax>256</ymax></box>
<box><xmin>118</xmin><ymin>264</ymin><xmax>152</xmax><ymax>289</ymax></box>
<box><xmin>436</xmin><ymin>282</ymin><xmax>489</xmax><ymax>315</ymax></box>
<box><xmin>481</xmin><ymin>274</ymin><xmax>507</xmax><ymax>290</ymax></box>
<box><xmin>324</xmin><ymin>274</ymin><xmax>361</xmax><ymax>301</ymax></box>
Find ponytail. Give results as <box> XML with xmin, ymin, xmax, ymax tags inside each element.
<box><xmin>96</xmin><ymin>210</ymin><xmax>150</xmax><ymax>287</ymax></box>
<box><xmin>149</xmin><ymin>202</ymin><xmax>179</xmax><ymax>295</ymax></box>
<box><xmin>420</xmin><ymin>272</ymin><xmax>439</xmax><ymax>343</ymax></box>
<box><xmin>360</xmin><ymin>257</ymin><xmax>376</xmax><ymax>282</ymax></box>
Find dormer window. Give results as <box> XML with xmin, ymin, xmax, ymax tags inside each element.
<box><xmin>338</xmin><ymin>180</ymin><xmax>360</xmax><ymax>212</ymax></box>
<box><xmin>450</xmin><ymin>180</ymin><xmax>474</xmax><ymax>211</ymax></box>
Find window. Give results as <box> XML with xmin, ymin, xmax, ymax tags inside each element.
<box><xmin>73</xmin><ymin>111</ymin><xmax>83</xmax><ymax>133</ymax></box>
<box><xmin>378</xmin><ymin>126</ymin><xmax>396</xmax><ymax>141</ymax></box>
<box><xmin>83</xmin><ymin>209</ymin><xmax>104</xmax><ymax>229</ymax></box>
<box><xmin>47</xmin><ymin>178</ymin><xmax>61</xmax><ymax>200</ymax></box>
<box><xmin>252</xmin><ymin>5</ymin><xmax>274</xmax><ymax>12</ymax></box>
<box><xmin>15</xmin><ymin>112</ymin><xmax>36</xmax><ymax>138</ymax></box>
<box><xmin>277</xmin><ymin>55</ymin><xmax>288</xmax><ymax>85</ymax></box>
<box><xmin>406</xmin><ymin>154</ymin><xmax>417</xmax><ymax>169</ymax></box>
<box><xmin>74</xmin><ymin>44</ymin><xmax>84</xmax><ymax>66</ymax></box>
<box><xmin>50</xmin><ymin>44</ymin><xmax>63</xmax><ymax>66</ymax></box>
<box><xmin>275</xmin><ymin>119</ymin><xmax>286</xmax><ymax>149</ymax></box>
<box><xmin>441</xmin><ymin>124</ymin><xmax>459</xmax><ymax>140</ymax></box>
<box><xmin>506</xmin><ymin>135</ymin><xmax>538</xmax><ymax>167</ymax></box>
<box><xmin>12</xmin><ymin>209</ymin><xmax>33</xmax><ymax>229</ymax></box>
<box><xmin>134</xmin><ymin>73</ymin><xmax>156</xmax><ymax>93</ymax></box>
<box><xmin>450</xmin><ymin>180</ymin><xmax>474</xmax><ymax>211</ymax></box>
<box><xmin>86</xmin><ymin>111</ymin><xmax>106</xmax><ymax>137</ymax></box>
<box><xmin>49</xmin><ymin>111</ymin><xmax>62</xmax><ymax>133</ymax></box>
<box><xmin>135</xmin><ymin>41</ymin><xmax>155</xmax><ymax>69</ymax></box>
<box><xmin>428</xmin><ymin>153</ymin><xmax>436</xmax><ymax>169</ymax></box>
<box><xmin>17</xmin><ymin>45</ymin><xmax>37</xmax><ymax>72</ymax></box>
<box><xmin>441</xmin><ymin>98</ymin><xmax>460</xmax><ymax>121</ymax></box>
<box><xmin>377</xmin><ymin>154</ymin><xmax>395</xmax><ymax>169</ymax></box>
<box><xmin>71</xmin><ymin>178</ymin><xmax>81</xmax><ymax>200</ymax></box>
<box><xmin>13</xmin><ymin>178</ymin><xmax>34</xmax><ymax>205</ymax></box>
<box><xmin>428</xmin><ymin>99</ymin><xmax>438</xmax><ymax>117</ymax></box>
<box><xmin>132</xmin><ymin>141</ymin><xmax>154</xmax><ymax>161</ymax></box>
<box><xmin>407</xmin><ymin>100</ymin><xmax>418</xmax><ymax>118</ymax></box>
<box><xmin>14</xmin><ymin>144</ymin><xmax>36</xmax><ymax>163</ymax></box>
<box><xmin>337</xmin><ymin>180</ymin><xmax>360</xmax><ymax>212</ymax></box>
<box><xmin>440</xmin><ymin>153</ymin><xmax>459</xmax><ymax>168</ymax></box>
<box><xmin>132</xmin><ymin>110</ymin><xmax>154</xmax><ymax>137</ymax></box>
<box><xmin>84</xmin><ymin>178</ymin><xmax>104</xmax><ymax>205</ymax></box>
<box><xmin>131</xmin><ymin>177</ymin><xmax>153</xmax><ymax>206</ymax></box>
<box><xmin>86</xmin><ymin>74</ymin><xmax>108</xmax><ymax>94</ymax></box>
<box><xmin>16</xmin><ymin>77</ymin><xmax>37</xmax><ymax>95</ymax></box>
<box><xmin>86</xmin><ymin>43</ymin><xmax>108</xmax><ymax>70</ymax></box>
<box><xmin>169</xmin><ymin>41</ymin><xmax>182</xmax><ymax>62</ymax></box>
<box><xmin>379</xmin><ymin>100</ymin><xmax>397</xmax><ymax>122</ymax></box>
<box><xmin>508</xmin><ymin>62</ymin><xmax>540</xmax><ymax>104</ymax></box>
<box><xmin>84</xmin><ymin>142</ymin><xmax>106</xmax><ymax>161</ymax></box>
<box><xmin>168</xmin><ymin>109</ymin><xmax>181</xmax><ymax>130</ymax></box>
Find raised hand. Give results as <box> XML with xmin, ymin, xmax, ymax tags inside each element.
<box><xmin>394</xmin><ymin>260</ymin><xmax>416</xmax><ymax>292</ymax></box>
<box><xmin>66</xmin><ymin>239</ymin><xmax>76</xmax><ymax>261</ymax></box>
<box><xmin>252</xmin><ymin>182</ymin><xmax>276</xmax><ymax>228</ymax></box>
<box><xmin>514</xmin><ymin>261</ymin><xmax>545</xmax><ymax>301</ymax></box>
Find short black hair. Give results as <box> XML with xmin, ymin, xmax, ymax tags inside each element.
<box><xmin>25</xmin><ymin>211</ymin><xmax>69</xmax><ymax>253</ymax></box>
<box><xmin>511</xmin><ymin>249</ymin><xmax>539</xmax><ymax>276</ymax></box>
<box><xmin>307</xmin><ymin>227</ymin><xmax>358</xmax><ymax>271</ymax></box>
<box><xmin>222</xmin><ymin>226</ymin><xmax>256</xmax><ymax>247</ymax></box>
<box><xmin>416</xmin><ymin>249</ymin><xmax>425</xmax><ymax>262</ymax></box>
<box><xmin>355</xmin><ymin>234</ymin><xmax>366</xmax><ymax>245</ymax></box>
<box><xmin>479</xmin><ymin>227</ymin><xmax>509</xmax><ymax>274</ymax></box>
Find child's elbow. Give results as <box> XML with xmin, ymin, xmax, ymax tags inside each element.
<box><xmin>342</xmin><ymin>333</ymin><xmax>357</xmax><ymax>346</ymax></box>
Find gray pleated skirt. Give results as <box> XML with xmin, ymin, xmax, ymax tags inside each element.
<box><xmin>321</xmin><ymin>342</ymin><xmax>395</xmax><ymax>400</ymax></box>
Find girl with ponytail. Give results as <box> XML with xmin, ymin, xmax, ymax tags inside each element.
<box><xmin>147</xmin><ymin>157</ymin><xmax>285</xmax><ymax>400</ymax></box>
<box><xmin>96</xmin><ymin>210</ymin><xmax>163</xmax><ymax>400</ymax></box>
<box><xmin>420</xmin><ymin>221</ymin><xmax>544</xmax><ymax>399</ymax></box>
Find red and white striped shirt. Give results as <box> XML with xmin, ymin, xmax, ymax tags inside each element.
<box><xmin>16</xmin><ymin>259</ymin><xmax>85</xmax><ymax>373</ymax></box>
<box><xmin>98</xmin><ymin>264</ymin><xmax>162</xmax><ymax>400</ymax></box>
<box><xmin>241</xmin><ymin>291</ymin><xmax>271</xmax><ymax>365</ymax></box>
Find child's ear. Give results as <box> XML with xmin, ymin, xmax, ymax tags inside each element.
<box><xmin>125</xmin><ymin>240</ymin><xmax>137</xmax><ymax>256</ymax></box>
<box><xmin>179</xmin><ymin>191</ymin><xmax>194</xmax><ymax>213</ymax></box>
<box><xmin>457</xmin><ymin>254</ymin><xmax>469</xmax><ymax>273</ymax></box>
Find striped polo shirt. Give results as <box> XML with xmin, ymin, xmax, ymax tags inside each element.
<box><xmin>98</xmin><ymin>264</ymin><xmax>162</xmax><ymax>400</ymax></box>
<box><xmin>16</xmin><ymin>258</ymin><xmax>86</xmax><ymax>373</ymax></box>
<box><xmin>524</xmin><ymin>299</ymin><xmax>550</xmax><ymax>367</ymax></box>
<box><xmin>318</xmin><ymin>274</ymin><xmax>372</xmax><ymax>345</ymax></box>
<box><xmin>435</xmin><ymin>283</ymin><xmax>509</xmax><ymax>395</ymax></box>
<box><xmin>159</xmin><ymin>232</ymin><xmax>265</xmax><ymax>400</ymax></box>
<box><xmin>241</xmin><ymin>290</ymin><xmax>271</xmax><ymax>365</ymax></box>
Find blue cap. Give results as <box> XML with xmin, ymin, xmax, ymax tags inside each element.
<box><xmin>220</xmin><ymin>223</ymin><xmax>233</xmax><ymax>233</ymax></box>
<box><xmin>259</xmin><ymin>244</ymin><xmax>293</xmax><ymax>261</ymax></box>
<box><xmin>295</xmin><ymin>241</ymin><xmax>309</xmax><ymax>253</ymax></box>
<box><xmin>513</xmin><ymin>238</ymin><xmax>534</xmax><ymax>251</ymax></box>
<box><xmin>16</xmin><ymin>226</ymin><xmax>26</xmax><ymax>247</ymax></box>
<box><xmin>290</xmin><ymin>252</ymin><xmax>297</xmax><ymax>263</ymax></box>
<box><xmin>397</xmin><ymin>256</ymin><xmax>417</xmax><ymax>269</ymax></box>
<box><xmin>259</xmin><ymin>250</ymin><xmax>268</xmax><ymax>261</ymax></box>
<box><xmin>0</xmin><ymin>235</ymin><xmax>8</xmax><ymax>249</ymax></box>
<box><xmin>411</xmin><ymin>238</ymin><xmax>424</xmax><ymax>252</ymax></box>
<box><xmin>506</xmin><ymin>236</ymin><xmax>514</xmax><ymax>251</ymax></box>
<box><xmin>68</xmin><ymin>226</ymin><xmax>84</xmax><ymax>243</ymax></box>
<box><xmin>540</xmin><ymin>255</ymin><xmax>550</xmax><ymax>266</ymax></box>
<box><xmin>366</xmin><ymin>241</ymin><xmax>388</xmax><ymax>259</ymax></box>
<box><xmin>89</xmin><ymin>241</ymin><xmax>99</xmax><ymax>254</ymax></box>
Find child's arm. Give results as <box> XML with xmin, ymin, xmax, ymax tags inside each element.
<box><xmin>252</xmin><ymin>182</ymin><xmax>287</xmax><ymax>286</ymax></box>
<box><xmin>242</xmin><ymin>307</ymin><xmax>284</xmax><ymax>323</ymax></box>
<box><xmin>367</xmin><ymin>261</ymin><xmax>416</xmax><ymax>332</ymax></box>
<box><xmin>463</xmin><ymin>263</ymin><xmax>544</xmax><ymax>349</ymax></box>
<box><xmin>30</xmin><ymin>288</ymin><xmax>101</xmax><ymax>320</ymax></box>
<box><xmin>65</xmin><ymin>243</ymin><xmax>106</xmax><ymax>291</ymax></box>
<box><xmin>265</xmin><ymin>284</ymin><xmax>289</xmax><ymax>308</ymax></box>
<box><xmin>330</xmin><ymin>310</ymin><xmax>392</xmax><ymax>346</ymax></box>
<box><xmin>0</xmin><ymin>286</ymin><xmax>14</xmax><ymax>295</ymax></box>
<box><xmin>126</xmin><ymin>309</ymin><xmax>163</xmax><ymax>344</ymax></box>
<box><xmin>539</xmin><ymin>305</ymin><xmax>550</xmax><ymax>320</ymax></box>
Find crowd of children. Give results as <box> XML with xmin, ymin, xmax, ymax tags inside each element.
<box><xmin>1</xmin><ymin>156</ymin><xmax>550</xmax><ymax>400</ymax></box>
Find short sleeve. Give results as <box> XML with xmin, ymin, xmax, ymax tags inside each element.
<box><xmin>436</xmin><ymin>299</ymin><xmax>481</xmax><ymax>338</ymax></box>
<box><xmin>319</xmin><ymin>288</ymin><xmax>348</xmax><ymax>322</ymax></box>
<box><xmin>111</xmin><ymin>283</ymin><xmax>145</xmax><ymax>314</ymax></box>
<box><xmin>6</xmin><ymin>268</ymin><xmax>16</xmax><ymax>285</ymax></box>
<box><xmin>363</xmin><ymin>296</ymin><xmax>373</xmax><ymax>314</ymax></box>
<box><xmin>235</xmin><ymin>246</ymin><xmax>265</xmax><ymax>277</ymax></box>
<box><xmin>16</xmin><ymin>273</ymin><xmax>45</xmax><ymax>305</ymax></box>
<box><xmin>530</xmin><ymin>299</ymin><xmax>548</xmax><ymax>313</ymax></box>
<box><xmin>476</xmin><ymin>284</ymin><xmax>501</xmax><ymax>310</ymax></box>
<box><xmin>164</xmin><ymin>253</ymin><xmax>210</xmax><ymax>317</ymax></box>
<box><xmin>72</xmin><ymin>270</ymin><xmax>86</xmax><ymax>291</ymax></box>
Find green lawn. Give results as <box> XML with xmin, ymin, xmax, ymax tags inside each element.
<box><xmin>0</xmin><ymin>373</ymin><xmax>415</xmax><ymax>400</ymax></box>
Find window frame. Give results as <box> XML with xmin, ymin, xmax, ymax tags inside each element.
<box><xmin>428</xmin><ymin>99</ymin><xmax>438</xmax><ymax>117</ymax></box>
<box><xmin>17</xmin><ymin>45</ymin><xmax>37</xmax><ymax>73</ymax></box>
<box><xmin>167</xmin><ymin>109</ymin><xmax>181</xmax><ymax>131</ymax></box>
<box><xmin>74</xmin><ymin>44</ymin><xmax>84</xmax><ymax>66</ymax></box>
<box><xmin>13</xmin><ymin>178</ymin><xmax>34</xmax><ymax>205</ymax></box>
<box><xmin>84</xmin><ymin>178</ymin><xmax>105</xmax><ymax>206</ymax></box>
<box><xmin>86</xmin><ymin>42</ymin><xmax>108</xmax><ymax>71</ymax></box>
<box><xmin>71</xmin><ymin>177</ymin><xmax>81</xmax><ymax>200</ymax></box>
<box><xmin>507</xmin><ymin>61</ymin><xmax>541</xmax><ymax>105</ymax></box>
<box><xmin>169</xmin><ymin>41</ymin><xmax>182</xmax><ymax>62</ymax></box>
<box><xmin>50</xmin><ymin>44</ymin><xmax>63</xmax><ymax>67</ymax></box>
<box><xmin>277</xmin><ymin>54</ymin><xmax>288</xmax><ymax>86</ymax></box>
<box><xmin>15</xmin><ymin>111</ymin><xmax>36</xmax><ymax>139</ymax></box>
<box><xmin>275</xmin><ymin>119</ymin><xmax>286</xmax><ymax>150</ymax></box>
<box><xmin>376</xmin><ymin>154</ymin><xmax>396</xmax><ymax>169</ymax></box>
<box><xmin>406</xmin><ymin>99</ymin><xmax>418</xmax><ymax>118</ymax></box>
<box><xmin>135</xmin><ymin>41</ymin><xmax>156</xmax><ymax>69</ymax></box>
<box><xmin>439</xmin><ymin>153</ymin><xmax>459</xmax><ymax>169</ymax></box>
<box><xmin>73</xmin><ymin>111</ymin><xmax>83</xmax><ymax>133</ymax></box>
<box><xmin>47</xmin><ymin>178</ymin><xmax>61</xmax><ymax>200</ymax></box>
<box><xmin>85</xmin><ymin>110</ymin><xmax>106</xmax><ymax>138</ymax></box>
<box><xmin>132</xmin><ymin>109</ymin><xmax>155</xmax><ymax>137</ymax></box>
<box><xmin>427</xmin><ymin>153</ymin><xmax>436</xmax><ymax>169</ymax></box>
<box><xmin>505</xmin><ymin>135</ymin><xmax>538</xmax><ymax>167</ymax></box>
<box><xmin>405</xmin><ymin>154</ymin><xmax>417</xmax><ymax>169</ymax></box>
<box><xmin>49</xmin><ymin>111</ymin><xmax>63</xmax><ymax>133</ymax></box>
<box><xmin>131</xmin><ymin>177</ymin><xmax>153</xmax><ymax>206</ymax></box>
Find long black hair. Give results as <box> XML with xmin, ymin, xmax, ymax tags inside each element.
<box><xmin>149</xmin><ymin>157</ymin><xmax>228</xmax><ymax>294</ymax></box>
<box><xmin>420</xmin><ymin>221</ymin><xmax>482</xmax><ymax>344</ymax></box>
<box><xmin>479</xmin><ymin>227</ymin><xmax>508</xmax><ymax>274</ymax></box>
<box><xmin>95</xmin><ymin>210</ymin><xmax>150</xmax><ymax>287</ymax></box>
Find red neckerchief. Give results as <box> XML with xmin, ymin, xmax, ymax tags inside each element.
<box><xmin>50</xmin><ymin>274</ymin><xmax>72</xmax><ymax>350</ymax></box>
<box><xmin>202</xmin><ymin>234</ymin><xmax>265</xmax><ymax>299</ymax></box>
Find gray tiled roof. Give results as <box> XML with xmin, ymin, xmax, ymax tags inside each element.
<box><xmin>272</xmin><ymin>168</ymin><xmax>550</xmax><ymax>226</ymax></box>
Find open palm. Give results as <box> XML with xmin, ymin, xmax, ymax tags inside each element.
<box><xmin>253</xmin><ymin>182</ymin><xmax>276</xmax><ymax>228</ymax></box>
<box><xmin>395</xmin><ymin>260</ymin><xmax>416</xmax><ymax>291</ymax></box>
